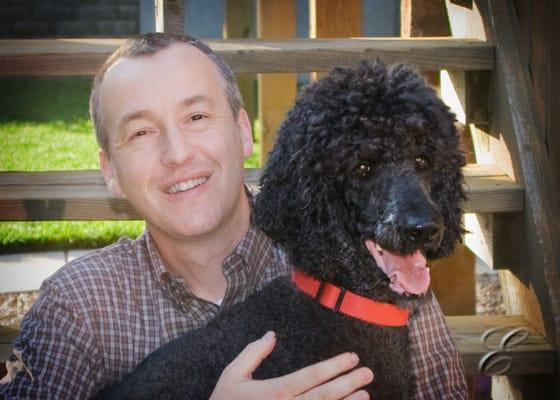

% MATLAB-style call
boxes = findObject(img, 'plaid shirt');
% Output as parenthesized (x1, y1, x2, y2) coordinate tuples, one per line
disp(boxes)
(0, 226, 466, 399)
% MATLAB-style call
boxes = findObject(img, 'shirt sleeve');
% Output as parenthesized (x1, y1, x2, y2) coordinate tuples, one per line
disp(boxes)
(409, 292, 467, 399)
(0, 280, 105, 399)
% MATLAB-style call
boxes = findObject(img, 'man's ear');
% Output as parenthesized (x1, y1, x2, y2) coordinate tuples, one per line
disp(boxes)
(236, 108, 254, 159)
(99, 149, 125, 198)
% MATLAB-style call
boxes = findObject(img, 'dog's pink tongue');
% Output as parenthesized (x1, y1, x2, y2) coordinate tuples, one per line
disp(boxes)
(365, 240, 430, 295)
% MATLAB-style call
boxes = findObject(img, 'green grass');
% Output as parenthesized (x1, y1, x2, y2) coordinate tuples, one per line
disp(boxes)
(0, 221, 147, 254)
(0, 77, 261, 254)
(1, 120, 98, 171)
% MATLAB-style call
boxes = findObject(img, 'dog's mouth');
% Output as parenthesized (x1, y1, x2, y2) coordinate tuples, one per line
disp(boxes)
(364, 240, 430, 296)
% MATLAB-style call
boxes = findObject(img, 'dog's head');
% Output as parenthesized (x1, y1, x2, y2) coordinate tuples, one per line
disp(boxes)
(253, 61, 466, 305)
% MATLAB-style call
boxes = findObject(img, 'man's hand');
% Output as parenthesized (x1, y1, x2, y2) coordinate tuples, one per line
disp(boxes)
(210, 331, 373, 400)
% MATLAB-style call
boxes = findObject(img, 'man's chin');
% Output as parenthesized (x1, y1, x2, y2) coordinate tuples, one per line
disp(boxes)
(150, 215, 222, 239)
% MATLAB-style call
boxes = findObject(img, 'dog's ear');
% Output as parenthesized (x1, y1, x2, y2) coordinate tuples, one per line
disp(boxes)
(253, 112, 351, 270)
(252, 136, 296, 243)
(430, 146, 466, 258)
(254, 138, 340, 243)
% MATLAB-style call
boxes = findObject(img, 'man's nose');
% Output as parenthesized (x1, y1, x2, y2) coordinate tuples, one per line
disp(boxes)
(160, 126, 195, 166)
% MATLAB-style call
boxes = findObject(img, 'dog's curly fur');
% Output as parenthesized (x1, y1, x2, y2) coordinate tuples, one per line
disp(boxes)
(95, 61, 465, 400)
(255, 61, 466, 308)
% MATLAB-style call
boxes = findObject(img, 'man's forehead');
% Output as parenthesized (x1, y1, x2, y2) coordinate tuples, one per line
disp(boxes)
(98, 42, 230, 132)
(100, 46, 228, 110)
(105, 43, 212, 80)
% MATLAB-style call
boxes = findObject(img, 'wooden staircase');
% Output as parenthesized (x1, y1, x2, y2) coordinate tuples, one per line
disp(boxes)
(0, 37, 493, 74)
(0, 164, 523, 220)
(0, 0, 558, 398)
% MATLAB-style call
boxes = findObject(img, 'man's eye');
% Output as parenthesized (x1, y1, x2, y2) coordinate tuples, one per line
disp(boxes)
(135, 130, 148, 137)
(191, 114, 204, 121)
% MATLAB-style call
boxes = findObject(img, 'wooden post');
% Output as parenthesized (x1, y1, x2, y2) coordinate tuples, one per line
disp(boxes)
(401, 0, 451, 37)
(156, 0, 184, 34)
(309, 0, 362, 80)
(309, 0, 362, 38)
(446, 0, 560, 397)
(430, 245, 476, 316)
(479, 0, 560, 397)
(257, 0, 297, 165)
(226, 0, 257, 125)
(401, 0, 451, 88)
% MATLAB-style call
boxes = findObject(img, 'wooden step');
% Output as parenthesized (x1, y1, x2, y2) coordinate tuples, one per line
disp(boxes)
(0, 164, 522, 221)
(0, 38, 494, 76)
(462, 164, 524, 213)
(1, 315, 553, 377)
(447, 315, 555, 376)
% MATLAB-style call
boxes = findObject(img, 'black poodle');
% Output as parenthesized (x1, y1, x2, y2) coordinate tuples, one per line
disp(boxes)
(95, 61, 466, 399)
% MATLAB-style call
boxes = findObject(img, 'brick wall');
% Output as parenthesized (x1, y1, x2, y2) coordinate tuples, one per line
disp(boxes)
(0, 0, 139, 38)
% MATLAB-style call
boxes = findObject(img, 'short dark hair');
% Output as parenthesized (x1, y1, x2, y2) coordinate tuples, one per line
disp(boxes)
(89, 32, 243, 154)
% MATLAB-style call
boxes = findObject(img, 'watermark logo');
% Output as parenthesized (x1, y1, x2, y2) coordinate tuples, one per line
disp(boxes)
(478, 326, 530, 375)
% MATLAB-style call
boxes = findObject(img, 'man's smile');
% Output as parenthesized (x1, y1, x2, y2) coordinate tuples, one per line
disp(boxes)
(166, 176, 209, 194)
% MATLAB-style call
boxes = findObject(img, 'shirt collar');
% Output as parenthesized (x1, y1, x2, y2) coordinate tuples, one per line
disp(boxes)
(143, 192, 279, 309)
(144, 185, 257, 288)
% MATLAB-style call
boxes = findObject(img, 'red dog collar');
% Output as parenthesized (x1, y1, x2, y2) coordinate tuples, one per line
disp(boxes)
(292, 270, 409, 327)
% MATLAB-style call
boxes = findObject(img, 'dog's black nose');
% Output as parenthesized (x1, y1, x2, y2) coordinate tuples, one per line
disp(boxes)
(405, 221, 441, 246)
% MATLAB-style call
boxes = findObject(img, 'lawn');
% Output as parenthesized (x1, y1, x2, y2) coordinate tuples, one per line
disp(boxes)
(0, 76, 260, 254)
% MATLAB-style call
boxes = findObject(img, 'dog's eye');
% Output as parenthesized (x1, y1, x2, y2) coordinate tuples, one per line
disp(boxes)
(415, 156, 430, 170)
(356, 162, 371, 176)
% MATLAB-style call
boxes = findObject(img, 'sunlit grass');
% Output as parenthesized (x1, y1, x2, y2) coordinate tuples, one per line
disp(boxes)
(1, 120, 98, 171)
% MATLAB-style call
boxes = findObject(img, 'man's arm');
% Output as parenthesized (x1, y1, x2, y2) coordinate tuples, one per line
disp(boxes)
(409, 292, 467, 399)
(0, 281, 104, 399)
(211, 331, 373, 400)
(212, 294, 465, 400)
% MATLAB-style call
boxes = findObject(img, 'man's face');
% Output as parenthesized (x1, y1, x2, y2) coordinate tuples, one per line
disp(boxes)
(99, 44, 253, 241)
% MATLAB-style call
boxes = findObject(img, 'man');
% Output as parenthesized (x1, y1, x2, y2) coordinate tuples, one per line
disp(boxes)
(0, 33, 466, 399)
